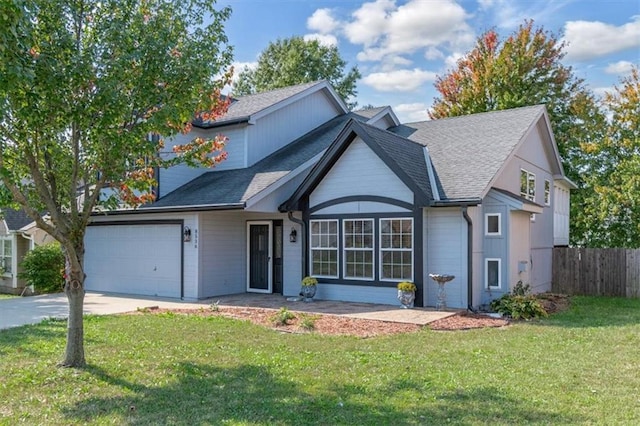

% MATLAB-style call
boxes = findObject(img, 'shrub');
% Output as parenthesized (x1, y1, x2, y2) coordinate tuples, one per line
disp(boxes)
(490, 282, 548, 320)
(18, 243, 65, 294)
(271, 307, 296, 326)
(299, 314, 319, 331)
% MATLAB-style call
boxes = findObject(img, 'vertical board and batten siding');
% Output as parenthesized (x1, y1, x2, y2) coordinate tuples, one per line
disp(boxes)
(480, 193, 510, 305)
(158, 126, 247, 198)
(198, 211, 301, 298)
(425, 208, 468, 309)
(309, 137, 413, 207)
(552, 248, 640, 297)
(553, 182, 571, 246)
(247, 90, 340, 167)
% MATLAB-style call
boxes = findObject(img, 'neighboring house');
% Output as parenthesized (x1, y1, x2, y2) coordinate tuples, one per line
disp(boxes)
(83, 81, 574, 309)
(0, 209, 51, 294)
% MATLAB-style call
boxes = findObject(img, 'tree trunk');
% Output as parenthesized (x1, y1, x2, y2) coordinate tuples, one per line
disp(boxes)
(62, 258, 86, 367)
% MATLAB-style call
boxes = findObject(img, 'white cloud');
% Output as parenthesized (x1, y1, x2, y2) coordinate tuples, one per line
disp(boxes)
(394, 102, 430, 123)
(362, 68, 437, 92)
(344, 0, 395, 46)
(346, 0, 472, 63)
(444, 52, 464, 70)
(564, 17, 640, 61)
(303, 33, 338, 47)
(605, 61, 635, 75)
(230, 61, 258, 81)
(307, 8, 339, 34)
(424, 47, 444, 60)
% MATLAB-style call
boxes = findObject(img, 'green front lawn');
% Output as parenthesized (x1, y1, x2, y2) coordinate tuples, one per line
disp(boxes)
(1, 297, 639, 425)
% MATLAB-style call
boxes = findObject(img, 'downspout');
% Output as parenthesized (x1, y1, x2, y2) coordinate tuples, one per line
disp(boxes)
(462, 207, 475, 312)
(287, 211, 306, 279)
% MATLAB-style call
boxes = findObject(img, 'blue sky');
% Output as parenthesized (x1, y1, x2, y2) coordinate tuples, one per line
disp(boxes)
(218, 0, 639, 123)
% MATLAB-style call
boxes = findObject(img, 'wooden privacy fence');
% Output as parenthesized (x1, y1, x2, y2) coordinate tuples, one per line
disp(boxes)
(552, 247, 640, 297)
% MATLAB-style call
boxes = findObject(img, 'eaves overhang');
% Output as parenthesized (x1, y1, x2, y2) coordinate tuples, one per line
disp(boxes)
(91, 203, 246, 216)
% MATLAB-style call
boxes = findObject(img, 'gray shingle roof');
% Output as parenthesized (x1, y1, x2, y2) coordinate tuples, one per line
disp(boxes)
(148, 113, 367, 208)
(194, 81, 328, 128)
(390, 105, 545, 200)
(355, 122, 433, 202)
(352, 106, 388, 120)
(2, 208, 33, 230)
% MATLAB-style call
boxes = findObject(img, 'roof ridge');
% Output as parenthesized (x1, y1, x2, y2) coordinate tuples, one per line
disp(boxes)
(404, 104, 545, 125)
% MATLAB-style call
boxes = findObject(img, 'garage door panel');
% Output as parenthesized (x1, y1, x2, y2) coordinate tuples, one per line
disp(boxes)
(84, 224, 181, 298)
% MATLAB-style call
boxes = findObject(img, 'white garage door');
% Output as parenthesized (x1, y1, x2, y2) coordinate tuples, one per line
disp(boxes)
(84, 223, 182, 298)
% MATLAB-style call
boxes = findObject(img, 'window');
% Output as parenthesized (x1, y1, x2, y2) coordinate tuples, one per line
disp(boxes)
(520, 169, 536, 202)
(310, 220, 338, 277)
(485, 213, 501, 236)
(485, 258, 501, 289)
(343, 219, 374, 279)
(544, 180, 551, 205)
(380, 218, 413, 281)
(0, 238, 11, 274)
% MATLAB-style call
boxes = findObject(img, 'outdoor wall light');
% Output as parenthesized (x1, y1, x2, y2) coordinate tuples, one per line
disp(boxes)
(183, 226, 191, 242)
(289, 227, 297, 243)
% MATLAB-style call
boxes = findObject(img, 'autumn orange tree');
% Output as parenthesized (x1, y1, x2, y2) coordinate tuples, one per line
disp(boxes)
(0, 0, 233, 367)
(430, 20, 612, 246)
(430, 20, 602, 184)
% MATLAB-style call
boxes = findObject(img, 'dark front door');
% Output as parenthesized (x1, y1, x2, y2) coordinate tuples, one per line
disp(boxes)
(273, 221, 283, 294)
(247, 222, 272, 292)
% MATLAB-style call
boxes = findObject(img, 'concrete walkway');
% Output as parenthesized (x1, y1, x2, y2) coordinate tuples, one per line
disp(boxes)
(0, 292, 457, 330)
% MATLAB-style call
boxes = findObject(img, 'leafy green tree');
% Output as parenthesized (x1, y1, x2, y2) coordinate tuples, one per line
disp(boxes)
(573, 67, 640, 247)
(234, 36, 361, 109)
(0, 0, 233, 367)
(430, 20, 600, 183)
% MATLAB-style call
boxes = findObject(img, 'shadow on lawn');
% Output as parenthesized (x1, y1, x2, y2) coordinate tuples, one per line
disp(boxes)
(383, 378, 583, 424)
(62, 362, 584, 425)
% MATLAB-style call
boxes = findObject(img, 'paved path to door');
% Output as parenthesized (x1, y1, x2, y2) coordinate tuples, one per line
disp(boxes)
(0, 292, 457, 330)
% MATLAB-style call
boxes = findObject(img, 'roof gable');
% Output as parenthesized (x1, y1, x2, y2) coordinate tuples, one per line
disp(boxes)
(145, 112, 371, 210)
(280, 119, 433, 211)
(1, 208, 33, 231)
(193, 81, 348, 129)
(390, 105, 551, 201)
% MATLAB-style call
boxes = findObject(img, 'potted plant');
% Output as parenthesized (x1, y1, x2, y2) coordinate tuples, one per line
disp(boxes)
(397, 281, 416, 308)
(300, 276, 318, 302)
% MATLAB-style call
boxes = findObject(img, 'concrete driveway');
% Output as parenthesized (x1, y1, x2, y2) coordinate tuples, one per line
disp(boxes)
(0, 292, 208, 330)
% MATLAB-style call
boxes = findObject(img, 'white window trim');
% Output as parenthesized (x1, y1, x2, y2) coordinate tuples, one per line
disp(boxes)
(342, 218, 374, 281)
(544, 179, 551, 206)
(485, 258, 502, 290)
(0, 237, 13, 276)
(379, 217, 414, 282)
(484, 213, 502, 236)
(520, 169, 536, 202)
(309, 219, 339, 279)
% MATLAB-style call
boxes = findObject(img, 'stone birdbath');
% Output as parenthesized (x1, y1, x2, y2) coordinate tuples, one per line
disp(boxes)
(429, 274, 455, 310)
